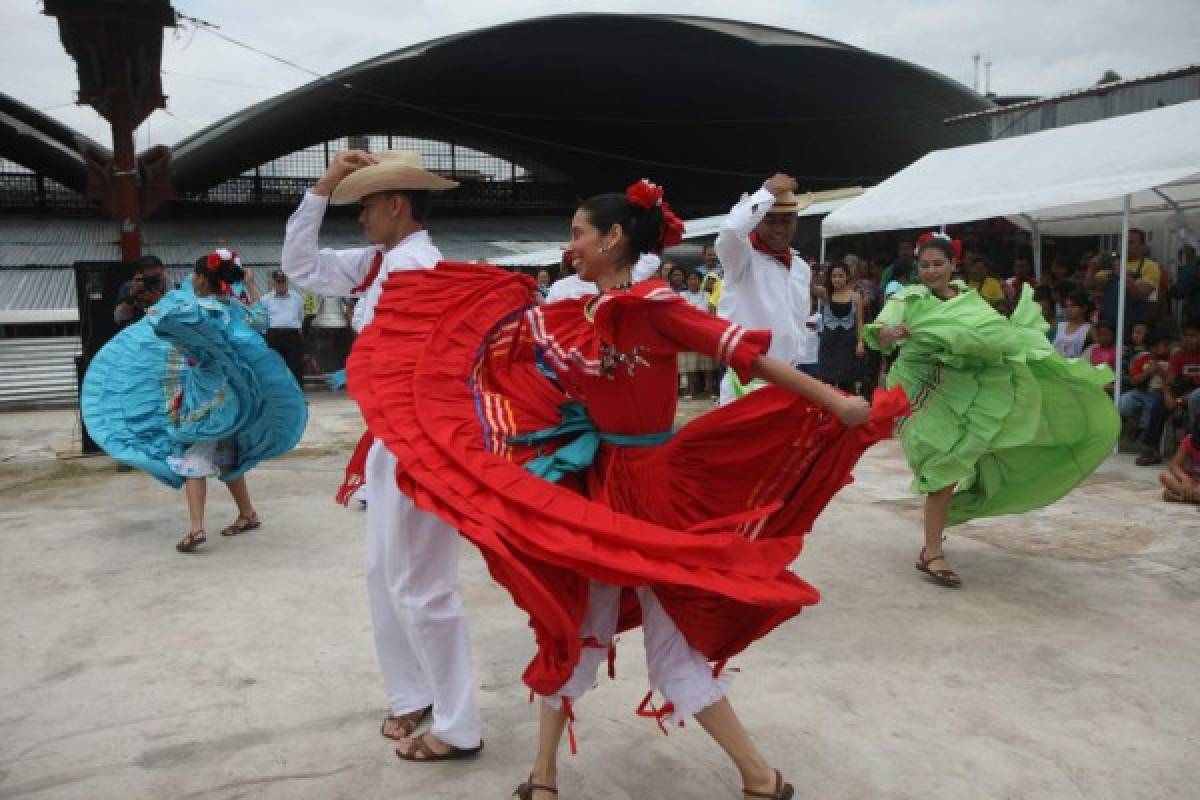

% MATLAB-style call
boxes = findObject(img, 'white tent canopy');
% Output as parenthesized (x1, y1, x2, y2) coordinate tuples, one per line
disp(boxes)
(822, 99, 1200, 238)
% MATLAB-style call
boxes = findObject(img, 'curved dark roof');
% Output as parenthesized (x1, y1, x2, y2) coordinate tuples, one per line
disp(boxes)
(0, 93, 107, 191)
(169, 14, 992, 205)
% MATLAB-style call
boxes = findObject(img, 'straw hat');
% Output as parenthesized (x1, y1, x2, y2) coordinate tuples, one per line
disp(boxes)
(330, 151, 459, 205)
(768, 189, 812, 214)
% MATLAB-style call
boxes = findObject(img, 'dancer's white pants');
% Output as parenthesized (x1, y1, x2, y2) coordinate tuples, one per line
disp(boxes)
(544, 581, 729, 725)
(718, 372, 737, 406)
(365, 440, 482, 748)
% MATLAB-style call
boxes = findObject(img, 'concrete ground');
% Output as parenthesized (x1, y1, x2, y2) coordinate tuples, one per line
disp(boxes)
(0, 395, 1197, 800)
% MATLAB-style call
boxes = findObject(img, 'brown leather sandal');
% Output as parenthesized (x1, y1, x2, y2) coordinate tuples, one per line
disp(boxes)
(916, 547, 962, 588)
(220, 513, 260, 537)
(513, 776, 558, 799)
(176, 529, 206, 553)
(744, 769, 794, 799)
(394, 732, 483, 762)
(380, 705, 431, 740)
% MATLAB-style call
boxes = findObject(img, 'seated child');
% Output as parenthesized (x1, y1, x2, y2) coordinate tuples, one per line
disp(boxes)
(1083, 320, 1117, 370)
(1160, 415, 1200, 505)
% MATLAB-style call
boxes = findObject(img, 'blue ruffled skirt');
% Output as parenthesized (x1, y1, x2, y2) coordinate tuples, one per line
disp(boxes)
(81, 291, 307, 488)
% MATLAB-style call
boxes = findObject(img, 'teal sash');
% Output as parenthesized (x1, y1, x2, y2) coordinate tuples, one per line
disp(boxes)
(508, 401, 672, 483)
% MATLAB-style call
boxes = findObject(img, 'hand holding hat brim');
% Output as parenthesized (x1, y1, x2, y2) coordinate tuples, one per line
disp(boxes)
(329, 151, 460, 205)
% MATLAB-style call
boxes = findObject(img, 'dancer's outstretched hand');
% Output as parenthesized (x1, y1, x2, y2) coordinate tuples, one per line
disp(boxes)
(834, 395, 871, 427)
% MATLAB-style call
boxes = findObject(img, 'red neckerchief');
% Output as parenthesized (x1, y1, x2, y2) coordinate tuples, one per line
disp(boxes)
(749, 232, 792, 268)
(353, 250, 384, 294)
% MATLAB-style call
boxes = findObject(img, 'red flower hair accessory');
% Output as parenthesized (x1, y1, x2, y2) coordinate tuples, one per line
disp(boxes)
(626, 179, 664, 209)
(916, 231, 962, 259)
(659, 202, 686, 251)
(203, 248, 238, 295)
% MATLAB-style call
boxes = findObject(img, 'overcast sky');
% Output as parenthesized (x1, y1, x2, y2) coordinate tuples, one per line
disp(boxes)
(3, 0, 1198, 150)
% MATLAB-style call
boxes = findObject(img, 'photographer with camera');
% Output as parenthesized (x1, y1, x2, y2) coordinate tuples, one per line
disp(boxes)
(114, 255, 174, 329)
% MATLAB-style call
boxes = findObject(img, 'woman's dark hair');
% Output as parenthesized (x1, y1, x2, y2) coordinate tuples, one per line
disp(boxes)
(1053, 280, 1077, 302)
(1065, 289, 1092, 313)
(824, 262, 850, 296)
(193, 253, 245, 295)
(915, 237, 956, 261)
(578, 193, 666, 264)
(1033, 285, 1054, 304)
(1092, 319, 1115, 335)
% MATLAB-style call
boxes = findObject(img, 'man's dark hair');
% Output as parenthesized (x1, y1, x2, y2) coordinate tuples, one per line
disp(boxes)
(1129, 228, 1147, 245)
(1182, 317, 1200, 335)
(138, 254, 164, 271)
(397, 190, 433, 223)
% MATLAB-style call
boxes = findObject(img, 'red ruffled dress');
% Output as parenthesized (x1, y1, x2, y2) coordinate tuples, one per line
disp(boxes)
(348, 262, 905, 707)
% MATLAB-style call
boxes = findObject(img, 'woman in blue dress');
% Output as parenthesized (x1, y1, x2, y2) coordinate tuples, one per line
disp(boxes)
(82, 250, 308, 553)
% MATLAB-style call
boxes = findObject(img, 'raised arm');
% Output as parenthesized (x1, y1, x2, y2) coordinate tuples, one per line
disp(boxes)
(281, 150, 379, 296)
(634, 295, 869, 426)
(714, 173, 797, 283)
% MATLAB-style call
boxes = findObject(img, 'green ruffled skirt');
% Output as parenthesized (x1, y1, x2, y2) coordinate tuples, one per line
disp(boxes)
(879, 289, 1118, 526)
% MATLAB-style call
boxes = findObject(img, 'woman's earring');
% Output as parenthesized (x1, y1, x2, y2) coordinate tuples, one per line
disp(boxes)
(598, 243, 610, 254)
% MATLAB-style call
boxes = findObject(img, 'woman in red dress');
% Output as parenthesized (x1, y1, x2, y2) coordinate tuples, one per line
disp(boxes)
(348, 181, 906, 799)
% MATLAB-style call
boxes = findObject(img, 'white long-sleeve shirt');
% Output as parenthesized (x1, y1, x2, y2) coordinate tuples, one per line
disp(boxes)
(714, 187, 812, 365)
(281, 190, 443, 332)
(544, 253, 662, 303)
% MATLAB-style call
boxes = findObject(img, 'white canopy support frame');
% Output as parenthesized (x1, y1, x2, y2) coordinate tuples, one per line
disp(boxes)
(1113, 196, 1131, 443)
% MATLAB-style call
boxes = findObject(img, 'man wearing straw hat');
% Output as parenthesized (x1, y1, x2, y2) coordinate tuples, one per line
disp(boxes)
(714, 172, 814, 404)
(282, 150, 483, 762)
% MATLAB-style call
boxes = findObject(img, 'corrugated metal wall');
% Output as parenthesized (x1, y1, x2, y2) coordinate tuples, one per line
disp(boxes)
(987, 72, 1200, 139)
(0, 337, 80, 406)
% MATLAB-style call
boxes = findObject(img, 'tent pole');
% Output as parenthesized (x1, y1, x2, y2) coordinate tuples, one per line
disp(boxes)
(819, 237, 827, 264)
(1113, 195, 1131, 438)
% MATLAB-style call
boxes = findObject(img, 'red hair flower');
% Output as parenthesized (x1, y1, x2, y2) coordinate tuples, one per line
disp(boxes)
(205, 252, 221, 270)
(659, 202, 686, 251)
(626, 179, 664, 209)
(916, 231, 963, 259)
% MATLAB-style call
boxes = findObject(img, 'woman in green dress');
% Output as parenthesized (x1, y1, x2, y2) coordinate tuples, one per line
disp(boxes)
(865, 233, 1119, 587)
